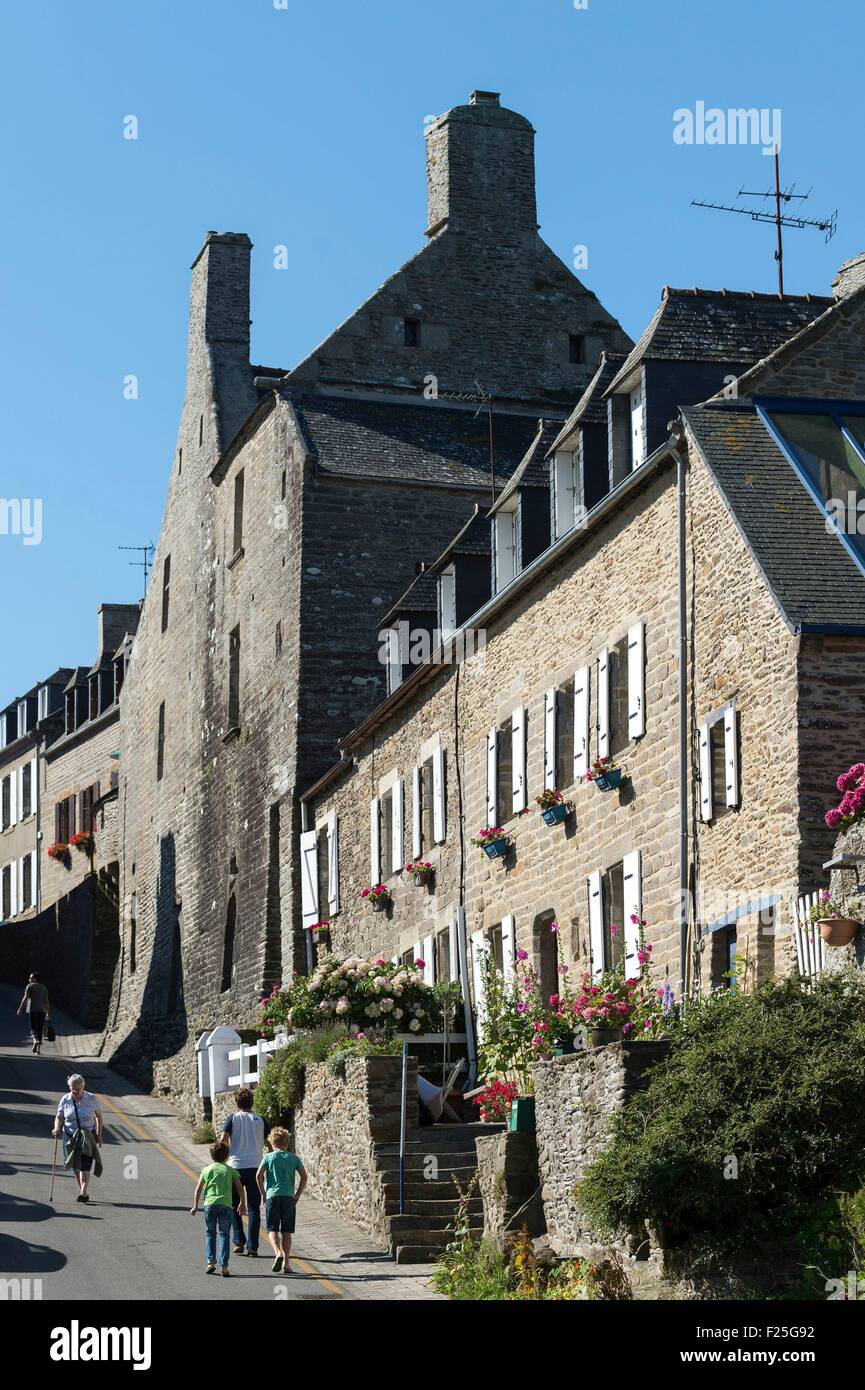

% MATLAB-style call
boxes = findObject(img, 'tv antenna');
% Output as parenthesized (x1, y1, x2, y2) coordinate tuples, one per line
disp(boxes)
(119, 542, 155, 598)
(439, 379, 497, 506)
(692, 146, 837, 297)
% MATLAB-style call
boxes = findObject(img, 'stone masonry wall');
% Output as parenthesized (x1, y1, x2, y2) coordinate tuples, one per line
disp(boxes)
(476, 1130, 545, 1245)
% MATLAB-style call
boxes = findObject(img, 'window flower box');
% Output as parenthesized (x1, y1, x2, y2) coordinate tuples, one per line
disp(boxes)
(536, 789, 571, 826)
(471, 827, 513, 860)
(808, 891, 861, 947)
(70, 831, 95, 857)
(404, 860, 434, 887)
(360, 885, 390, 912)
(586, 757, 623, 792)
(47, 842, 71, 868)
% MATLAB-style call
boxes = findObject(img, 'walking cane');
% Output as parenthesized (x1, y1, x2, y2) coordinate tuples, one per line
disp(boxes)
(49, 1132, 59, 1203)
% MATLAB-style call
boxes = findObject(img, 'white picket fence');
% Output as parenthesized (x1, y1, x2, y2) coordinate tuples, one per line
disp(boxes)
(795, 893, 826, 982)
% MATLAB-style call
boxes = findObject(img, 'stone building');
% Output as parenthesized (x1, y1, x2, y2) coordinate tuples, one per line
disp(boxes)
(300, 262, 865, 1081)
(105, 91, 633, 1103)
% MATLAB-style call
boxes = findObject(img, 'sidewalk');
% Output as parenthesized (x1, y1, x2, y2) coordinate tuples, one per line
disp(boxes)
(42, 1002, 443, 1301)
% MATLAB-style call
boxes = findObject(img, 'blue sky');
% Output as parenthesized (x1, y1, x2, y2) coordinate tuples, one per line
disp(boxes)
(1, 0, 860, 700)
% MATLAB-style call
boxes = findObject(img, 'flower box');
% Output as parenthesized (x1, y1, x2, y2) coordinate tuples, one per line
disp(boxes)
(483, 837, 511, 860)
(541, 802, 569, 826)
(70, 831, 95, 857)
(819, 916, 859, 947)
(507, 1096, 536, 1134)
(594, 768, 623, 792)
(47, 842, 71, 868)
(405, 861, 433, 887)
(371, 894, 389, 912)
(472, 827, 514, 860)
(360, 886, 390, 912)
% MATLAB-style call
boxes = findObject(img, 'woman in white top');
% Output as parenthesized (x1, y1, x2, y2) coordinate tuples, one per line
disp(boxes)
(52, 1074, 103, 1203)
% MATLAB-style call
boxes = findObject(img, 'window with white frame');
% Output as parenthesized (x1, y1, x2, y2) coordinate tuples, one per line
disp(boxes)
(38, 686, 49, 721)
(385, 628, 402, 696)
(552, 451, 577, 539)
(1, 777, 10, 831)
(300, 812, 339, 930)
(470, 917, 515, 1034)
(493, 506, 518, 592)
(630, 381, 645, 469)
(587, 851, 641, 979)
(544, 679, 582, 792)
(1, 863, 11, 918)
(597, 622, 645, 760)
(438, 568, 456, 641)
(411, 748, 445, 859)
(0, 714, 11, 749)
(486, 708, 526, 825)
(699, 703, 739, 823)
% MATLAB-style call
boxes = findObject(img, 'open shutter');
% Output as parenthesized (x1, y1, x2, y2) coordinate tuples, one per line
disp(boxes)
(422, 933, 434, 986)
(544, 688, 557, 790)
(553, 453, 576, 537)
(597, 648, 609, 759)
(699, 723, 713, 822)
(627, 621, 646, 740)
(587, 870, 604, 979)
(511, 706, 526, 814)
(299, 829, 319, 930)
(31, 757, 38, 815)
(501, 915, 516, 980)
(448, 918, 460, 981)
(574, 665, 589, 780)
(29, 849, 37, 912)
(724, 707, 739, 808)
(470, 930, 487, 1038)
(411, 766, 421, 860)
(327, 811, 339, 915)
(10, 771, 17, 826)
(10, 859, 18, 917)
(17, 858, 25, 914)
(486, 728, 497, 825)
(623, 850, 642, 975)
(17, 768, 25, 821)
(369, 797, 380, 884)
(433, 747, 446, 843)
(392, 776, 404, 872)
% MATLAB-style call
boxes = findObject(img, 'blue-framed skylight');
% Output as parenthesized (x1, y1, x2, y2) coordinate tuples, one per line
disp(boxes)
(756, 398, 865, 577)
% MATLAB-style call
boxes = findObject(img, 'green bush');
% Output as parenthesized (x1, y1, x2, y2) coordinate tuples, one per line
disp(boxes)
(579, 971, 865, 1253)
(192, 1121, 216, 1145)
(253, 1027, 403, 1124)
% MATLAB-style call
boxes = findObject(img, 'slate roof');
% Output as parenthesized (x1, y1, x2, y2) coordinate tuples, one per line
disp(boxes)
(607, 289, 834, 395)
(548, 354, 627, 453)
(489, 419, 560, 515)
(380, 568, 440, 627)
(684, 402, 865, 631)
(285, 393, 547, 489)
(428, 506, 491, 571)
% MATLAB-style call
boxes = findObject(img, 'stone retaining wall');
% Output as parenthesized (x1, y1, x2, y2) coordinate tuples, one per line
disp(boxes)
(476, 1130, 545, 1244)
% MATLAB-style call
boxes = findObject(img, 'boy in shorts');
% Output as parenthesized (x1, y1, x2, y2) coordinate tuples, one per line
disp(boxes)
(256, 1127, 307, 1273)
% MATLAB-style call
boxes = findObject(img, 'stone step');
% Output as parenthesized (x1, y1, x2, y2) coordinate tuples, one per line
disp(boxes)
(389, 1213, 482, 1235)
(394, 1244, 446, 1265)
(383, 1180, 480, 1201)
(385, 1197, 483, 1218)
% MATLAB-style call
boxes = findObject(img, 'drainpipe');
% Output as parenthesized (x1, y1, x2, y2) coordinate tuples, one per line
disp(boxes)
(456, 907, 478, 1088)
(676, 432, 689, 1002)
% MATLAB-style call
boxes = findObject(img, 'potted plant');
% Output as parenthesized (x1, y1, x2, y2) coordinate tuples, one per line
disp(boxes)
(404, 859, 434, 887)
(535, 788, 571, 826)
(310, 919, 331, 942)
(47, 841, 71, 868)
(586, 756, 623, 792)
(471, 1078, 518, 1124)
(360, 884, 390, 912)
(572, 965, 638, 1047)
(70, 830, 95, 857)
(824, 761, 865, 832)
(471, 826, 513, 860)
(808, 890, 862, 947)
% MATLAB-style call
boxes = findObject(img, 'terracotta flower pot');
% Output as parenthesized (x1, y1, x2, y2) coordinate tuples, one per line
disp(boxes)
(819, 915, 859, 947)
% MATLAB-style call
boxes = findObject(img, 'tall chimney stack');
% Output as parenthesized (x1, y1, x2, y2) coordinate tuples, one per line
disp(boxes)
(425, 91, 538, 244)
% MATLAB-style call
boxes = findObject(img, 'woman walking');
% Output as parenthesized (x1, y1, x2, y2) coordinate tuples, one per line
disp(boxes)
(16, 973, 50, 1054)
(52, 1074, 103, 1202)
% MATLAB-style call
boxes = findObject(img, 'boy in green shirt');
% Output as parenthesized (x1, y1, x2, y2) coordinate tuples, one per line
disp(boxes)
(191, 1141, 247, 1276)
(256, 1127, 307, 1274)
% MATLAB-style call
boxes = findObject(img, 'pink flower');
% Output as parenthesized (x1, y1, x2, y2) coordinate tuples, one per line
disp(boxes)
(360, 888, 370, 898)
(516, 1001, 526, 1013)
(516, 949, 529, 962)
(610, 923, 618, 938)
(415, 959, 425, 970)
(825, 809, 843, 829)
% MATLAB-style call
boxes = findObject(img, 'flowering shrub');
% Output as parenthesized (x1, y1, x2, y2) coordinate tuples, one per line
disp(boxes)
(70, 831, 95, 856)
(259, 953, 434, 1038)
(360, 884, 389, 904)
(471, 1078, 518, 1123)
(573, 969, 639, 1029)
(808, 889, 862, 924)
(47, 842, 70, 863)
(824, 761, 865, 831)
(471, 826, 513, 850)
(405, 859, 433, 878)
(310, 919, 330, 934)
(535, 789, 567, 810)
(325, 1030, 402, 1078)
(585, 756, 619, 783)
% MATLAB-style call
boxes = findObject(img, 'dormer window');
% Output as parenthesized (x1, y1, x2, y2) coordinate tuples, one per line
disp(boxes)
(89, 676, 99, 722)
(438, 568, 456, 641)
(385, 628, 402, 696)
(403, 317, 420, 348)
(38, 686, 49, 721)
(552, 451, 577, 539)
(493, 506, 518, 592)
(630, 381, 645, 469)
(17, 701, 28, 737)
(0, 713, 10, 749)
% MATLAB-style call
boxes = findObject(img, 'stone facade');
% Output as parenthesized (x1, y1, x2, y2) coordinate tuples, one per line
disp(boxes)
(475, 1130, 545, 1244)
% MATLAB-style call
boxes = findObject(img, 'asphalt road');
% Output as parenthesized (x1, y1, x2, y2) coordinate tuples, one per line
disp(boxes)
(0, 1005, 341, 1303)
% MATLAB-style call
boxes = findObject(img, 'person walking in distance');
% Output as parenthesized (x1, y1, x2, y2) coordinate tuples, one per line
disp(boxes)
(17, 973, 50, 1054)
(219, 1087, 270, 1258)
(256, 1128, 307, 1275)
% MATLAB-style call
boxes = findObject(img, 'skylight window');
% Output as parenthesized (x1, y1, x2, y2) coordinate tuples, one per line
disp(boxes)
(760, 402, 865, 569)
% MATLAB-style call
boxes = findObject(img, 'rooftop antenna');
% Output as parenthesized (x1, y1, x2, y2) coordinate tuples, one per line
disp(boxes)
(692, 147, 837, 297)
(437, 380, 496, 506)
(119, 542, 155, 599)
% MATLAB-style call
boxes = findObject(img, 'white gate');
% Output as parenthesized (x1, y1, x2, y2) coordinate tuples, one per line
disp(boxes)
(795, 893, 825, 982)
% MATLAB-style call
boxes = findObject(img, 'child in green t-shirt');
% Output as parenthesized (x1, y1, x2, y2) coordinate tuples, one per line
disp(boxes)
(191, 1141, 247, 1276)
(256, 1127, 308, 1274)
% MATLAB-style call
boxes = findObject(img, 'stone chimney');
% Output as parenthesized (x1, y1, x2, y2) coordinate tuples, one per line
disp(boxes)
(832, 251, 865, 299)
(425, 91, 538, 243)
(186, 231, 257, 450)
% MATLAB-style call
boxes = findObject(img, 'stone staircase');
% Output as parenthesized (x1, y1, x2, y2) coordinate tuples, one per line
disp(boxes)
(377, 1122, 505, 1264)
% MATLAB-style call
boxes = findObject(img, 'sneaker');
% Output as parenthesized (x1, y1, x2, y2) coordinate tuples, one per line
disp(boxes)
(205, 1264, 216, 1274)
(220, 1268, 231, 1278)
(233, 1244, 245, 1254)
(247, 1250, 258, 1258)
(271, 1255, 284, 1273)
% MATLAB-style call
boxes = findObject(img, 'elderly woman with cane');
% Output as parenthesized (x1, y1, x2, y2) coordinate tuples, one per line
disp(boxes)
(52, 1074, 103, 1203)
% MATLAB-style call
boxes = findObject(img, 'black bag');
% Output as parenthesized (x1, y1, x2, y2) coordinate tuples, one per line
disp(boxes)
(45, 1022, 56, 1043)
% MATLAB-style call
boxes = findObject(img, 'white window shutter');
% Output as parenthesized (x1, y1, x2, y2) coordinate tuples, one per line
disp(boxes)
(574, 665, 590, 780)
(17, 768, 25, 820)
(470, 930, 487, 1039)
(327, 811, 339, 915)
(414, 940, 423, 975)
(448, 918, 460, 981)
(29, 849, 37, 911)
(17, 858, 25, 913)
(597, 648, 609, 759)
(31, 756, 38, 813)
(511, 706, 526, 814)
(10, 859, 18, 917)
(411, 766, 421, 860)
(554, 453, 576, 537)
(486, 728, 497, 824)
(724, 707, 739, 808)
(622, 850, 642, 976)
(433, 746, 446, 843)
(627, 621, 646, 740)
(422, 933, 434, 986)
(495, 512, 516, 590)
(501, 915, 516, 979)
(369, 797, 380, 884)
(699, 723, 713, 822)
(544, 688, 557, 790)
(10, 771, 17, 827)
(588, 870, 604, 979)
(392, 776, 404, 873)
(300, 829, 319, 929)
